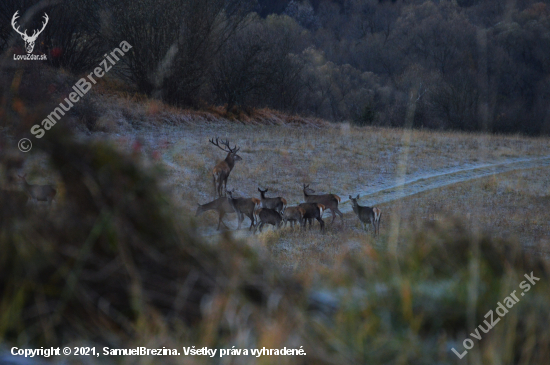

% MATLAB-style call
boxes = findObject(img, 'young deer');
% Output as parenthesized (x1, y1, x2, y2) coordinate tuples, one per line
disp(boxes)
(226, 190, 256, 231)
(210, 137, 242, 197)
(18, 174, 56, 204)
(349, 195, 381, 235)
(195, 197, 236, 230)
(254, 208, 282, 233)
(257, 187, 287, 213)
(282, 206, 306, 229)
(298, 202, 325, 232)
(303, 184, 343, 224)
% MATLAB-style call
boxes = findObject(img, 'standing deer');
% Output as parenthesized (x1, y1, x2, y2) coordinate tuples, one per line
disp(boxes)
(349, 195, 381, 235)
(298, 202, 325, 232)
(18, 174, 56, 204)
(303, 184, 343, 224)
(195, 197, 236, 230)
(11, 11, 49, 53)
(210, 137, 242, 197)
(282, 206, 306, 229)
(226, 189, 257, 231)
(254, 208, 282, 233)
(257, 187, 287, 213)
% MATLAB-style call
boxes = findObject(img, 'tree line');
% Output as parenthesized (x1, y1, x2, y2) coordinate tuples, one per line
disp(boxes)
(1, 0, 550, 135)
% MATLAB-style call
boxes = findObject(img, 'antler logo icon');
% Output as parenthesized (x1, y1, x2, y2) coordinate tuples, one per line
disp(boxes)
(11, 10, 49, 54)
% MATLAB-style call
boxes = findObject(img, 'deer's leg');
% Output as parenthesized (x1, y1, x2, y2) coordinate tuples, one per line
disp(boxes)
(335, 208, 344, 223)
(223, 178, 228, 197)
(248, 213, 254, 230)
(236, 212, 243, 230)
(330, 209, 336, 224)
(317, 217, 325, 232)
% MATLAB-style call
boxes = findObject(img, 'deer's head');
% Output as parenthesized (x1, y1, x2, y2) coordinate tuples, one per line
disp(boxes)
(12, 11, 49, 54)
(195, 203, 205, 217)
(209, 137, 241, 162)
(349, 194, 360, 207)
(303, 184, 315, 195)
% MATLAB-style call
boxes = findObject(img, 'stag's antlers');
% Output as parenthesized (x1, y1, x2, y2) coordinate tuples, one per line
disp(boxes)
(209, 137, 240, 153)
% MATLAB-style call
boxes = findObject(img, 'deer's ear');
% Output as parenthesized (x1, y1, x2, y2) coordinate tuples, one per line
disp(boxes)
(356, 194, 360, 199)
(349, 195, 352, 199)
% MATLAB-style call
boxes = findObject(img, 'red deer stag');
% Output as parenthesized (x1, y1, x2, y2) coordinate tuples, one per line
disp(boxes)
(210, 137, 241, 197)
(257, 187, 287, 213)
(349, 195, 381, 235)
(18, 174, 56, 204)
(226, 189, 257, 231)
(303, 184, 343, 224)
(195, 197, 235, 230)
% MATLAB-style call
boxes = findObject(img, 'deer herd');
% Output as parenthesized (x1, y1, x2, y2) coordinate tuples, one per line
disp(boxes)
(196, 137, 382, 235)
(13, 136, 382, 235)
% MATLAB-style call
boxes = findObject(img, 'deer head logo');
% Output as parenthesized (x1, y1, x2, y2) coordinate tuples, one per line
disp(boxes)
(11, 11, 49, 54)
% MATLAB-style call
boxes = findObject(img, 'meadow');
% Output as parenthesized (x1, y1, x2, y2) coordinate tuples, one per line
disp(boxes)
(4, 92, 550, 365)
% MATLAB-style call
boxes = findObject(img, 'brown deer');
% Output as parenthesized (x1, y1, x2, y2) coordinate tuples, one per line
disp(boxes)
(303, 184, 343, 224)
(226, 189, 257, 231)
(349, 195, 381, 235)
(210, 137, 242, 197)
(17, 174, 56, 204)
(282, 206, 306, 228)
(195, 197, 236, 230)
(257, 187, 287, 213)
(298, 202, 325, 232)
(254, 208, 282, 234)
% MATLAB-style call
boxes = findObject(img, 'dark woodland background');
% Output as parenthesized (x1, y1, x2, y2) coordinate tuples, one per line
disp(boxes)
(2, 0, 550, 134)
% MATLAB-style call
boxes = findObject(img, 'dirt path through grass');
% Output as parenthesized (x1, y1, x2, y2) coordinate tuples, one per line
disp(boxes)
(338, 154, 550, 212)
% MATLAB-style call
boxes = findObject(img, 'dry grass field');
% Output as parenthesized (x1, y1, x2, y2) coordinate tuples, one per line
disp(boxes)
(20, 94, 550, 254)
(5, 94, 550, 364)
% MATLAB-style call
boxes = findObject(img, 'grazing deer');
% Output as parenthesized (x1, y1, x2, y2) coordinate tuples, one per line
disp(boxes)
(298, 202, 325, 232)
(282, 206, 306, 229)
(349, 195, 381, 235)
(195, 197, 236, 230)
(303, 184, 343, 224)
(226, 189, 257, 231)
(210, 137, 242, 197)
(17, 174, 56, 204)
(257, 187, 287, 213)
(254, 208, 283, 233)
